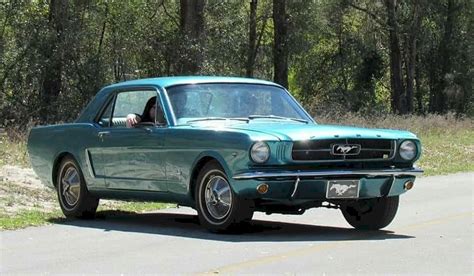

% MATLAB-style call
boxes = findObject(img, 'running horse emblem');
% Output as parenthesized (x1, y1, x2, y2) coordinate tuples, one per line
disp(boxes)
(336, 145, 358, 154)
(330, 184, 357, 196)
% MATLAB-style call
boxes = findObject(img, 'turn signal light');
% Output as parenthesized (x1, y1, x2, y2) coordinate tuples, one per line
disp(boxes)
(257, 183, 269, 194)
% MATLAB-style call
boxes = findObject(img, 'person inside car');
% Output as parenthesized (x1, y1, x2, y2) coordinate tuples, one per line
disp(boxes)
(126, 96, 165, 127)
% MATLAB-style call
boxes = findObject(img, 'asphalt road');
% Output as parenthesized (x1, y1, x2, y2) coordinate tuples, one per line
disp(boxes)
(1, 173, 473, 275)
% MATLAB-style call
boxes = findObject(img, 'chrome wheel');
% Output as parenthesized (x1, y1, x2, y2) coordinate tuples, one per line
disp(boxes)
(204, 175, 232, 220)
(61, 166, 81, 207)
(196, 161, 253, 232)
(56, 156, 99, 218)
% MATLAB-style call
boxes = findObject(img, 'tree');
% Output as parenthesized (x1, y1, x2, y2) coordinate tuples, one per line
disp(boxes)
(404, 0, 422, 114)
(178, 0, 205, 74)
(273, 0, 289, 88)
(246, 0, 258, 77)
(384, 0, 405, 114)
(39, 0, 68, 123)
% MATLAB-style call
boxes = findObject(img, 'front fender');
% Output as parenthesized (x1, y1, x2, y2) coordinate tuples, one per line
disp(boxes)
(190, 151, 234, 179)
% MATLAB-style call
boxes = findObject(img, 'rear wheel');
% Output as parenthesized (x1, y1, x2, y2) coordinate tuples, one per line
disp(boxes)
(341, 196, 399, 230)
(57, 156, 99, 218)
(195, 161, 253, 232)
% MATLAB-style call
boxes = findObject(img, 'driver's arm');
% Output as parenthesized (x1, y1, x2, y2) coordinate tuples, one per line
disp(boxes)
(126, 114, 142, 128)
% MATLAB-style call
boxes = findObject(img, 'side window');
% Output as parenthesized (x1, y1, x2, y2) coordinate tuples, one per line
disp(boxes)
(108, 90, 167, 128)
(113, 90, 157, 118)
(97, 98, 114, 127)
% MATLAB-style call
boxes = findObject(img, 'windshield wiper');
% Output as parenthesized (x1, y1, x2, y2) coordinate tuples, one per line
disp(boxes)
(187, 117, 249, 123)
(248, 115, 308, 123)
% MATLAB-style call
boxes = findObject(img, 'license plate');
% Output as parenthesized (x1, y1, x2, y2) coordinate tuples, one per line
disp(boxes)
(326, 180, 360, 199)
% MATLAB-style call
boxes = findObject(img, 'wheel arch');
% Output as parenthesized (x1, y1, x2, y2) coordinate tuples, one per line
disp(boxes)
(189, 152, 231, 201)
(52, 152, 75, 188)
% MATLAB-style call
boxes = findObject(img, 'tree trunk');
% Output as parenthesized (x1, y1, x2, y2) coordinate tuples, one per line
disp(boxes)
(246, 0, 258, 77)
(404, 42, 415, 114)
(429, 0, 455, 113)
(179, 0, 205, 74)
(415, 54, 423, 114)
(404, 1, 421, 114)
(385, 0, 405, 114)
(97, 3, 108, 58)
(40, 0, 68, 123)
(272, 0, 289, 88)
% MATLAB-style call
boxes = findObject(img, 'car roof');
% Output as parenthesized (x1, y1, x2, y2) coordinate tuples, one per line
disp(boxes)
(103, 76, 282, 89)
(76, 76, 285, 123)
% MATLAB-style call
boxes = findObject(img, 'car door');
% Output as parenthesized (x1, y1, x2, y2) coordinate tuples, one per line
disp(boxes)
(98, 88, 168, 192)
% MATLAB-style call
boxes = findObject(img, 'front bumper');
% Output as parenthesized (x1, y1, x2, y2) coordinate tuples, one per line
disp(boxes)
(233, 167, 423, 180)
(231, 167, 423, 201)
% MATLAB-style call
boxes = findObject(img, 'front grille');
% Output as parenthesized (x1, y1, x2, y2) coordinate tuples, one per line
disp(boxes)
(292, 138, 395, 161)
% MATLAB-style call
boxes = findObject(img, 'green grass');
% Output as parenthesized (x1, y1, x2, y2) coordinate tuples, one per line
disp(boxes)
(417, 128, 473, 175)
(0, 210, 64, 230)
(0, 198, 174, 230)
(100, 201, 174, 213)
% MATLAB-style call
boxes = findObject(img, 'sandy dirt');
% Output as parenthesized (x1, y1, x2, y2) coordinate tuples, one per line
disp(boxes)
(0, 165, 143, 216)
(0, 165, 44, 189)
(0, 165, 57, 215)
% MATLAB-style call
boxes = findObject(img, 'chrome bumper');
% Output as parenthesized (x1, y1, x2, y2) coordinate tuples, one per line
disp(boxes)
(233, 167, 424, 180)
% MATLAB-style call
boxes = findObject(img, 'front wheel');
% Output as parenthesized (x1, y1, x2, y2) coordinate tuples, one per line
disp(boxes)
(341, 196, 399, 230)
(57, 156, 99, 218)
(195, 161, 253, 232)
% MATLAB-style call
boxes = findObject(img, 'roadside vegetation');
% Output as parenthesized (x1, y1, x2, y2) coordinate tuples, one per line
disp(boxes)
(1, 114, 473, 230)
(0, 137, 28, 168)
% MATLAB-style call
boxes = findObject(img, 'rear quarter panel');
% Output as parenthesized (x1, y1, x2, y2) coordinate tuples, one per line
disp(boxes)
(28, 123, 104, 189)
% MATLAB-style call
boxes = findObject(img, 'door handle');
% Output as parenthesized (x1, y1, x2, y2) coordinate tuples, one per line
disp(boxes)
(98, 131, 110, 138)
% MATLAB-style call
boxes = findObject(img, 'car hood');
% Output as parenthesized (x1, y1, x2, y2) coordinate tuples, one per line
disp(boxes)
(193, 121, 418, 141)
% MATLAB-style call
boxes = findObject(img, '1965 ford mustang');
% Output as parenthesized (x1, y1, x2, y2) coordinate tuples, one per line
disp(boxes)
(28, 76, 423, 232)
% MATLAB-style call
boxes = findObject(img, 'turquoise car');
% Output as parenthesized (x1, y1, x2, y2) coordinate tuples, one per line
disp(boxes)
(28, 76, 423, 232)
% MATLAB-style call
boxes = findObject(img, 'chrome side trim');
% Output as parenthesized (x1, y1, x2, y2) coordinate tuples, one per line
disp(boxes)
(84, 149, 96, 179)
(233, 167, 424, 180)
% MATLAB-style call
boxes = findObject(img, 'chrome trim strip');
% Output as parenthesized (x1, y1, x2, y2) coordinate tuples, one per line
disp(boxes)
(233, 167, 424, 180)
(282, 87, 315, 123)
(159, 86, 177, 126)
(290, 177, 301, 198)
(292, 149, 331, 152)
(84, 149, 96, 179)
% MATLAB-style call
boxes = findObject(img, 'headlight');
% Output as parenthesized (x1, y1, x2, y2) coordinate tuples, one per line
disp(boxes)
(399, 140, 417, 160)
(250, 142, 270, 163)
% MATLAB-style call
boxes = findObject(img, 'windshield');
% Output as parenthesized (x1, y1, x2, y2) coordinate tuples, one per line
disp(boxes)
(166, 83, 310, 125)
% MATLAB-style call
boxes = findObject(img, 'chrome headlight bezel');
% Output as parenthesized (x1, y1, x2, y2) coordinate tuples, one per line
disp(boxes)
(399, 140, 417, 161)
(250, 141, 270, 163)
